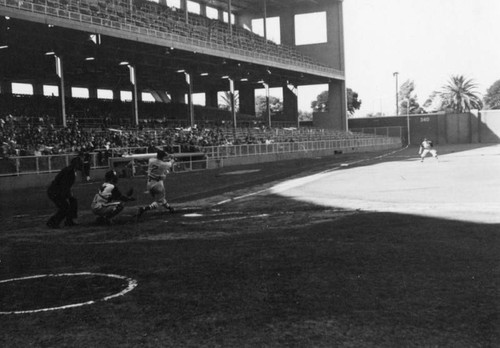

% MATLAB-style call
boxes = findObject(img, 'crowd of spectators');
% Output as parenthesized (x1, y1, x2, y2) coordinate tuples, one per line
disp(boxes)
(0, 114, 277, 159)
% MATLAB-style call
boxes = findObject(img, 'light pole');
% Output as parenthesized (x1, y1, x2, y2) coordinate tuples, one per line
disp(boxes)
(393, 72, 399, 116)
(120, 61, 139, 126)
(260, 81, 271, 127)
(225, 76, 236, 130)
(47, 52, 67, 127)
(176, 69, 195, 127)
(406, 97, 411, 145)
(185, 71, 194, 127)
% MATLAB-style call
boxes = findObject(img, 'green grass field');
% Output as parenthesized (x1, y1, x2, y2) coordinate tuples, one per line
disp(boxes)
(1, 145, 499, 347)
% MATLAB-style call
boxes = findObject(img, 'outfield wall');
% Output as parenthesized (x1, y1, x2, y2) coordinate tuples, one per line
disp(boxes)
(348, 111, 500, 145)
(479, 110, 500, 143)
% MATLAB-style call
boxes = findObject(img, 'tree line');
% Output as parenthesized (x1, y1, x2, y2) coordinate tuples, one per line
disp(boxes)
(218, 76, 500, 120)
(311, 76, 500, 118)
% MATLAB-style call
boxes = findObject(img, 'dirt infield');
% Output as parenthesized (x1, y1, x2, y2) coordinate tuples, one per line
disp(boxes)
(0, 144, 499, 347)
(273, 144, 500, 223)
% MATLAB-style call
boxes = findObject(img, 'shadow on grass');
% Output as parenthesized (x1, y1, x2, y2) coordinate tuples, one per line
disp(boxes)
(1, 194, 499, 347)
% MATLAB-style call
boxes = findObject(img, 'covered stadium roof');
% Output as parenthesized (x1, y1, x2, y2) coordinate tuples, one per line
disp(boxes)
(0, 0, 342, 96)
(196, 0, 334, 15)
(0, 18, 332, 94)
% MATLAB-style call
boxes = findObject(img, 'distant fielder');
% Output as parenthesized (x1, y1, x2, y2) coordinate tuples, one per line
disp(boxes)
(137, 150, 175, 218)
(418, 138, 438, 162)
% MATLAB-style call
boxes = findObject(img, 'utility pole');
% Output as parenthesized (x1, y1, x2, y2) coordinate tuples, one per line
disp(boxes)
(393, 72, 399, 116)
(407, 97, 411, 145)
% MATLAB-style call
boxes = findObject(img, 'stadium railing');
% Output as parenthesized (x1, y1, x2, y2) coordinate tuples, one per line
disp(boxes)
(201, 137, 401, 159)
(109, 152, 207, 177)
(0, 145, 178, 176)
(350, 127, 403, 139)
(0, 136, 401, 177)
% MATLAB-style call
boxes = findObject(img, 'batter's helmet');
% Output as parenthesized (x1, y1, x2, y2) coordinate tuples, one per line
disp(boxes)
(157, 150, 167, 160)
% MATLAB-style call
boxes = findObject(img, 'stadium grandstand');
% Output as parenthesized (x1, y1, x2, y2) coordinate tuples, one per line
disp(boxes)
(0, 0, 401, 181)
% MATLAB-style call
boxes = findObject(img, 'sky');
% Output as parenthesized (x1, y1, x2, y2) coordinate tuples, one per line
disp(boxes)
(9, 0, 499, 117)
(341, 0, 500, 117)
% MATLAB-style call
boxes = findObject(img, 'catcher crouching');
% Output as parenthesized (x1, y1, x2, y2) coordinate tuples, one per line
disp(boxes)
(91, 170, 136, 225)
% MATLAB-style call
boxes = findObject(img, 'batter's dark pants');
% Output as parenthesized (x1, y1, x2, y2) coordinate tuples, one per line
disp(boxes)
(47, 193, 78, 227)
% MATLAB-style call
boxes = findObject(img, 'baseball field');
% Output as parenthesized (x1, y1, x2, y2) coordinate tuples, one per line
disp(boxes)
(1, 144, 499, 347)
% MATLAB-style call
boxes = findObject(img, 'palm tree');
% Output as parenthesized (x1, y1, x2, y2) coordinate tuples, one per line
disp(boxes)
(440, 75, 483, 112)
(219, 91, 240, 112)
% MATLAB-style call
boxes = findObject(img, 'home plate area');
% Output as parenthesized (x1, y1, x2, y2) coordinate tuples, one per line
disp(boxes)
(137, 197, 359, 241)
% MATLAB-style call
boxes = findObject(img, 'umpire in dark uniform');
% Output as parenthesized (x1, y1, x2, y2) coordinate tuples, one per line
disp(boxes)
(46, 156, 83, 228)
(81, 150, 91, 182)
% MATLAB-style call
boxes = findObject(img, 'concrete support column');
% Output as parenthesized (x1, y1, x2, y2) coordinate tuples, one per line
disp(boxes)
(170, 90, 185, 104)
(1, 79, 12, 94)
(238, 84, 255, 116)
(88, 85, 98, 99)
(33, 80, 44, 96)
(280, 8, 295, 47)
(112, 87, 121, 101)
(328, 80, 347, 130)
(283, 83, 298, 126)
(205, 90, 219, 108)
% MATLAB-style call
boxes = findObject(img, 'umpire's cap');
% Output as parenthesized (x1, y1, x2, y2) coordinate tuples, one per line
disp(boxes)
(105, 170, 118, 183)
(70, 156, 83, 170)
(157, 150, 167, 160)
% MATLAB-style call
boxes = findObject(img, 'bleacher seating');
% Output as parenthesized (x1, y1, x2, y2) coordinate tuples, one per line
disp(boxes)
(217, 126, 381, 145)
(10, 0, 330, 69)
